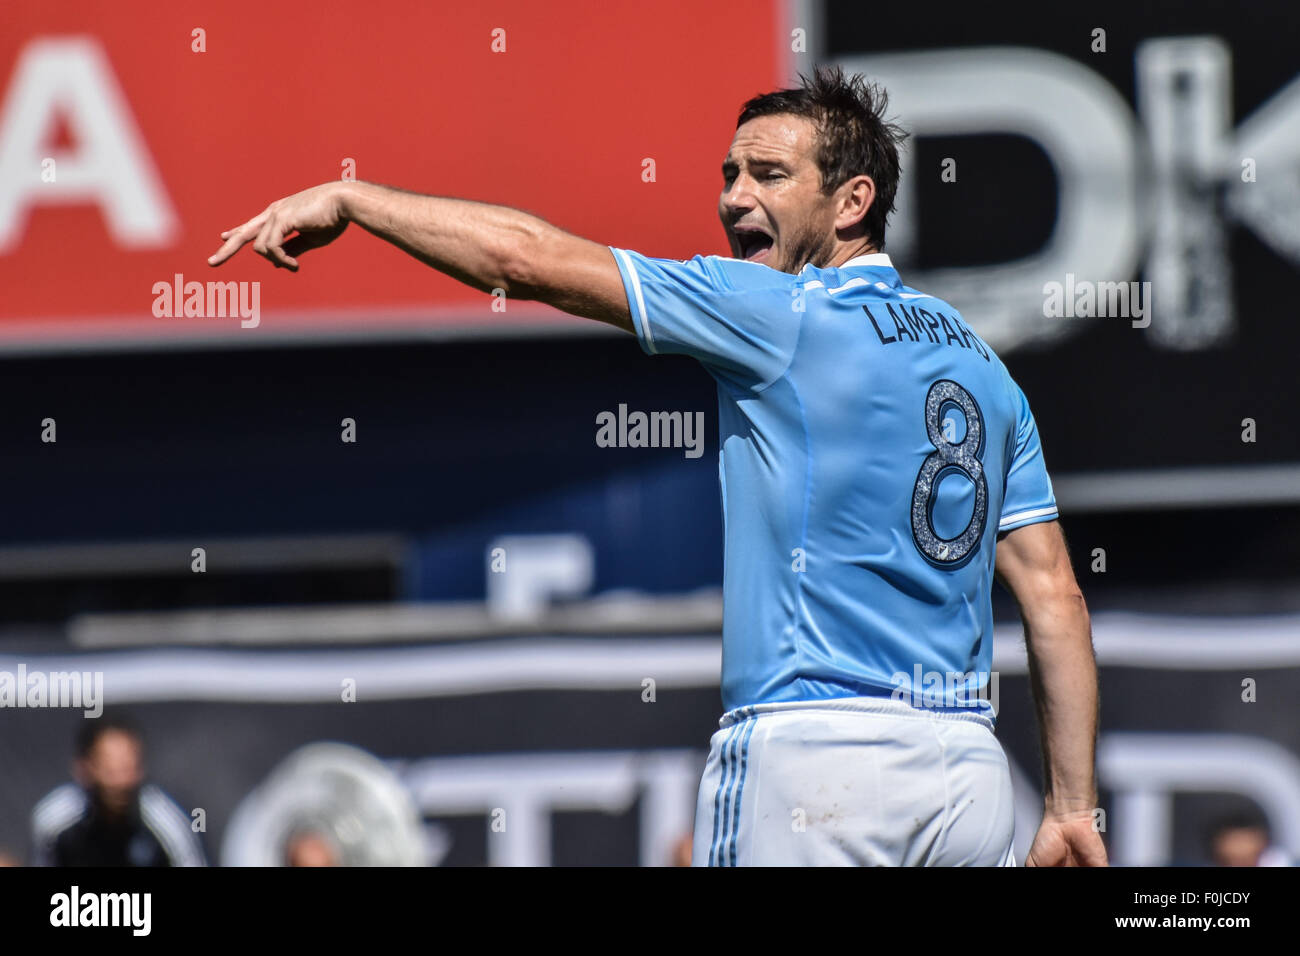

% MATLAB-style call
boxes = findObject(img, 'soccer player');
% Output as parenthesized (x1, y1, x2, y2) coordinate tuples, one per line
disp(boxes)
(210, 67, 1105, 867)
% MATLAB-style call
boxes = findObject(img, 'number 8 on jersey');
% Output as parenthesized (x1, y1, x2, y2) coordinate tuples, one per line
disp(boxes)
(910, 379, 989, 569)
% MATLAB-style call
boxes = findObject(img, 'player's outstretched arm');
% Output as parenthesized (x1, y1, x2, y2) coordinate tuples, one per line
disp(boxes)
(208, 181, 633, 333)
(995, 519, 1108, 867)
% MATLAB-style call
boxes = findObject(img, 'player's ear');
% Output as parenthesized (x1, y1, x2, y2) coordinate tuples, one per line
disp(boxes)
(834, 174, 875, 234)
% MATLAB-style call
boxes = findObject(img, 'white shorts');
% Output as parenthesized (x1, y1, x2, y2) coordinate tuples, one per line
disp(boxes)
(691, 695, 1017, 866)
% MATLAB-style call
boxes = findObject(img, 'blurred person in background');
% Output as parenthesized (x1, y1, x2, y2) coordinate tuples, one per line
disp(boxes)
(29, 714, 206, 866)
(283, 827, 341, 867)
(670, 833, 693, 867)
(1207, 812, 1292, 867)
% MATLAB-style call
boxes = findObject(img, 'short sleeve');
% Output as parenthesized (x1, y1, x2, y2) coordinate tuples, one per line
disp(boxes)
(999, 382, 1059, 532)
(609, 248, 800, 389)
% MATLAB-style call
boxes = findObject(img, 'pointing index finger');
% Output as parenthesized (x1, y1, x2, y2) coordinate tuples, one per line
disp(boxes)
(207, 211, 270, 266)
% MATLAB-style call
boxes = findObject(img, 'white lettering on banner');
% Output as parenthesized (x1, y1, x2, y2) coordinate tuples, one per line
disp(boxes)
(394, 750, 700, 867)
(0, 37, 177, 253)
(385, 737, 1299, 866)
(837, 40, 1300, 353)
(485, 535, 594, 621)
(2, 32, 1300, 355)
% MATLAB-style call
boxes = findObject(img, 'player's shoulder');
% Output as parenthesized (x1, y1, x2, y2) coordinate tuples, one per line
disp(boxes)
(905, 283, 1011, 362)
(139, 782, 192, 818)
(139, 782, 208, 864)
(32, 782, 88, 834)
(894, 280, 978, 330)
(888, 276, 1026, 400)
(611, 247, 797, 293)
(697, 254, 806, 291)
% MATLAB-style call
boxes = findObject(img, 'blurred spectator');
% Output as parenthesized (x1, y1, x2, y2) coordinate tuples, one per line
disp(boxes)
(671, 833, 693, 867)
(284, 828, 342, 867)
(29, 714, 206, 866)
(1207, 812, 1292, 867)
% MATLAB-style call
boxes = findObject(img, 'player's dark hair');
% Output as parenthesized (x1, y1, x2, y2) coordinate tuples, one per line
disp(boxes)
(736, 66, 907, 250)
(76, 713, 143, 758)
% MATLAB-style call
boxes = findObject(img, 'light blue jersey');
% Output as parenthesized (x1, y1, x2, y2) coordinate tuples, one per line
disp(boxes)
(610, 249, 1058, 720)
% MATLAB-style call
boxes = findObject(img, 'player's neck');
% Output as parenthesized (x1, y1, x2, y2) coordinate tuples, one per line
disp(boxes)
(826, 241, 879, 268)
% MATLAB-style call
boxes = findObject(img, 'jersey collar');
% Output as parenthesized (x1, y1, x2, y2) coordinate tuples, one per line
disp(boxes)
(839, 253, 894, 269)
(800, 253, 895, 272)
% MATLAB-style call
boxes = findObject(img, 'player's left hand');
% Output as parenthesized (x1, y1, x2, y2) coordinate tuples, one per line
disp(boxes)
(208, 182, 348, 271)
(1024, 808, 1109, 867)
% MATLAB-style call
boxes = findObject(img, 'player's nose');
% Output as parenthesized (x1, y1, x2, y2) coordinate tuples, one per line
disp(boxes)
(721, 175, 757, 210)
(720, 190, 756, 227)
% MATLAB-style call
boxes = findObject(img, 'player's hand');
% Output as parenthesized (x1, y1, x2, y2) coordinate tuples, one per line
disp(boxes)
(1024, 808, 1109, 867)
(208, 182, 349, 271)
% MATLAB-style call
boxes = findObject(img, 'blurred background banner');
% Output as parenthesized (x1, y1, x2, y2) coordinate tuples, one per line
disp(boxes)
(4, 624, 1299, 866)
(812, 0, 1300, 480)
(0, 0, 782, 347)
(0, 0, 1296, 867)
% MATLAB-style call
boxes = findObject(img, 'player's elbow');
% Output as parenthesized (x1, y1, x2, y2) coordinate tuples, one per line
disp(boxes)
(1022, 582, 1091, 644)
(498, 220, 552, 302)
(1060, 585, 1090, 629)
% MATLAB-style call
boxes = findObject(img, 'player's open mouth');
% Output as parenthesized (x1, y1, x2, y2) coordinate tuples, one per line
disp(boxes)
(735, 227, 774, 263)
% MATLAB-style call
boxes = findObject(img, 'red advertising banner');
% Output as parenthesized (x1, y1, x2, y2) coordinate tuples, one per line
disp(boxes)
(0, 1, 783, 349)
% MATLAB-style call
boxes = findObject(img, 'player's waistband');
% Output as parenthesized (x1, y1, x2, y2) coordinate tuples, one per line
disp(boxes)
(719, 694, 995, 732)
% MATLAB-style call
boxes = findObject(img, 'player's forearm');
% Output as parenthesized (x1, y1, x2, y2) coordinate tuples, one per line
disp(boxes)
(1023, 591, 1100, 815)
(337, 181, 548, 296)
